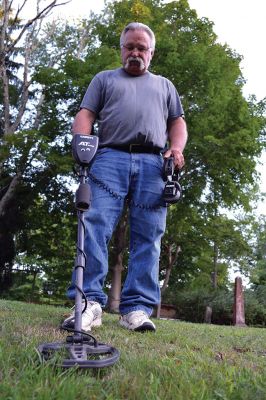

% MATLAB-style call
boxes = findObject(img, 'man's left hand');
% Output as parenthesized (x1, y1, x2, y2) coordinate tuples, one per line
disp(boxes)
(164, 148, 185, 169)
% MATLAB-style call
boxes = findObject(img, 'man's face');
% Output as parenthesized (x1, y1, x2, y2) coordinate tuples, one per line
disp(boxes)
(121, 29, 154, 76)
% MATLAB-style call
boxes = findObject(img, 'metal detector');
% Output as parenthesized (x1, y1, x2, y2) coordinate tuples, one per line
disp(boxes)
(38, 134, 120, 368)
(163, 156, 182, 204)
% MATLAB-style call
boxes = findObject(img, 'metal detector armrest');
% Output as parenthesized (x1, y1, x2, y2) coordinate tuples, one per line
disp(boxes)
(72, 134, 99, 166)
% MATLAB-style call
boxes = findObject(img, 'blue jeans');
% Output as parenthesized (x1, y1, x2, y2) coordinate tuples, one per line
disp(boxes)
(67, 148, 167, 316)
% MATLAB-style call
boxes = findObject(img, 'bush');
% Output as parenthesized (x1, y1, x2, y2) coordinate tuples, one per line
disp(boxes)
(208, 290, 233, 325)
(244, 287, 266, 326)
(170, 288, 233, 324)
(165, 286, 266, 326)
(6, 283, 41, 302)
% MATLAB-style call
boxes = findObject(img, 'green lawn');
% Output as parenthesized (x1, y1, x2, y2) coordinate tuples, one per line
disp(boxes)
(0, 299, 265, 399)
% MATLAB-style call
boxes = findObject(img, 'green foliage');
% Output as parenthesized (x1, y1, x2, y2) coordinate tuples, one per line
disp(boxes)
(160, 205, 255, 291)
(245, 288, 266, 326)
(165, 287, 233, 324)
(249, 216, 266, 287)
(6, 274, 42, 302)
(0, 9, 100, 286)
(91, 0, 265, 289)
(14, 194, 77, 300)
(1, 0, 266, 300)
(164, 286, 266, 326)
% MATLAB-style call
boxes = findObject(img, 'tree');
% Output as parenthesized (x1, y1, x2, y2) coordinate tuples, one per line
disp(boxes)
(89, 0, 265, 299)
(25, 0, 266, 301)
(250, 216, 266, 287)
(1, 0, 265, 305)
(0, 0, 75, 292)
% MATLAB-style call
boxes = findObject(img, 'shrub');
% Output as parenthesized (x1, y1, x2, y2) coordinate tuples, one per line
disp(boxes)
(244, 287, 266, 326)
(165, 286, 266, 326)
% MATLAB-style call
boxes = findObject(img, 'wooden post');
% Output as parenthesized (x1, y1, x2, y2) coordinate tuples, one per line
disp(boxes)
(156, 303, 161, 319)
(233, 277, 247, 327)
(108, 257, 123, 313)
(204, 306, 212, 323)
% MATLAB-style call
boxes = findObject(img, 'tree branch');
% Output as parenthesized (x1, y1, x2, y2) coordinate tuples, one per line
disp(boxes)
(7, 0, 72, 54)
(0, 1, 9, 59)
(1, 65, 11, 133)
(9, 23, 34, 133)
(13, 0, 27, 25)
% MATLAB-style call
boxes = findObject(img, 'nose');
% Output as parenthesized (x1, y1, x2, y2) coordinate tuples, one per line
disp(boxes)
(131, 48, 140, 56)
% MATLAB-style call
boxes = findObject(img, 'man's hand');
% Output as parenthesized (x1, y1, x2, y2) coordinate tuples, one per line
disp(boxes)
(166, 116, 187, 169)
(72, 108, 96, 135)
(164, 147, 185, 169)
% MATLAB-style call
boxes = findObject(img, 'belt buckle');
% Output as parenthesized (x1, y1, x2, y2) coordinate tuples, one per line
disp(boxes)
(129, 144, 142, 152)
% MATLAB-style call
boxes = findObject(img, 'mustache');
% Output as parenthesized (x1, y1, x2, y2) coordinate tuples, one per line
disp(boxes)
(125, 56, 145, 70)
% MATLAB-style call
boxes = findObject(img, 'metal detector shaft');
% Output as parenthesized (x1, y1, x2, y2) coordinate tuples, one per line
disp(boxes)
(38, 135, 120, 368)
(74, 211, 85, 334)
(74, 167, 90, 335)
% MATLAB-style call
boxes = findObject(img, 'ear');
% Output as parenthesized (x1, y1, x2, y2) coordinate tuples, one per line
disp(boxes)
(150, 49, 155, 59)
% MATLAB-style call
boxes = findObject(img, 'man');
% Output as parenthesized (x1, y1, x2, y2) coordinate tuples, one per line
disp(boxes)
(64, 22, 187, 332)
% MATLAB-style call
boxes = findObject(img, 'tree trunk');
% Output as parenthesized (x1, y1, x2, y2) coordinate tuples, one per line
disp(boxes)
(157, 243, 180, 318)
(211, 242, 218, 289)
(108, 209, 128, 312)
(30, 270, 38, 302)
(161, 244, 181, 295)
(0, 173, 22, 217)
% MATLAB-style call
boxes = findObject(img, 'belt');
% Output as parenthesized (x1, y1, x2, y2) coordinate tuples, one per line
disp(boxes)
(102, 144, 162, 155)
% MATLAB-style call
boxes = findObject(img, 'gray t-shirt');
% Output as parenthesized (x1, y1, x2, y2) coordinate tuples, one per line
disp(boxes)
(80, 67, 184, 148)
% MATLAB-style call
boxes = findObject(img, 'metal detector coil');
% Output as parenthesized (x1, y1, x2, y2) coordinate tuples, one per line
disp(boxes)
(38, 134, 120, 369)
(38, 337, 120, 369)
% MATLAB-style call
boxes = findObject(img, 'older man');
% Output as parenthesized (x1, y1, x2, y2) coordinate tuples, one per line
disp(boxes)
(64, 22, 187, 332)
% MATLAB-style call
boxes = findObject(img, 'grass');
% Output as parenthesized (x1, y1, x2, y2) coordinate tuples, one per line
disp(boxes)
(0, 299, 266, 400)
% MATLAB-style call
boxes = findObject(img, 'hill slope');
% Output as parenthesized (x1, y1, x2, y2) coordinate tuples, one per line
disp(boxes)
(0, 299, 265, 399)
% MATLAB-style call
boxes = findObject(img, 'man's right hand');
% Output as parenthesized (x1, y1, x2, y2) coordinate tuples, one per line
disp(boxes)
(72, 109, 96, 135)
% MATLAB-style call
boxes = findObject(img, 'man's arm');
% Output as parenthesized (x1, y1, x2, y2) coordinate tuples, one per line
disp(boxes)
(164, 117, 188, 169)
(72, 108, 96, 135)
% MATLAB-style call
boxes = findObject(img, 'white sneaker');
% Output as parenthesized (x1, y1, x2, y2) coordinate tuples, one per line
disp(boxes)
(119, 310, 156, 332)
(63, 301, 102, 332)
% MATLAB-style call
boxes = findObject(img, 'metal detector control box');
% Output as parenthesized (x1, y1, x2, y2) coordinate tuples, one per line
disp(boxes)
(72, 134, 99, 166)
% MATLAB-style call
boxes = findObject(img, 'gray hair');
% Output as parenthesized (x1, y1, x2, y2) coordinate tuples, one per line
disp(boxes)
(120, 22, 156, 50)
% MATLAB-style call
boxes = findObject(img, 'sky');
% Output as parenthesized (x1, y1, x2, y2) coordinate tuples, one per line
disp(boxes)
(18, 0, 266, 212)
(18, 0, 266, 101)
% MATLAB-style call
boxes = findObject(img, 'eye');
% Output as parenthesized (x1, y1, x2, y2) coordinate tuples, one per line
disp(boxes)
(122, 44, 150, 52)
(137, 46, 147, 52)
(124, 45, 135, 51)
